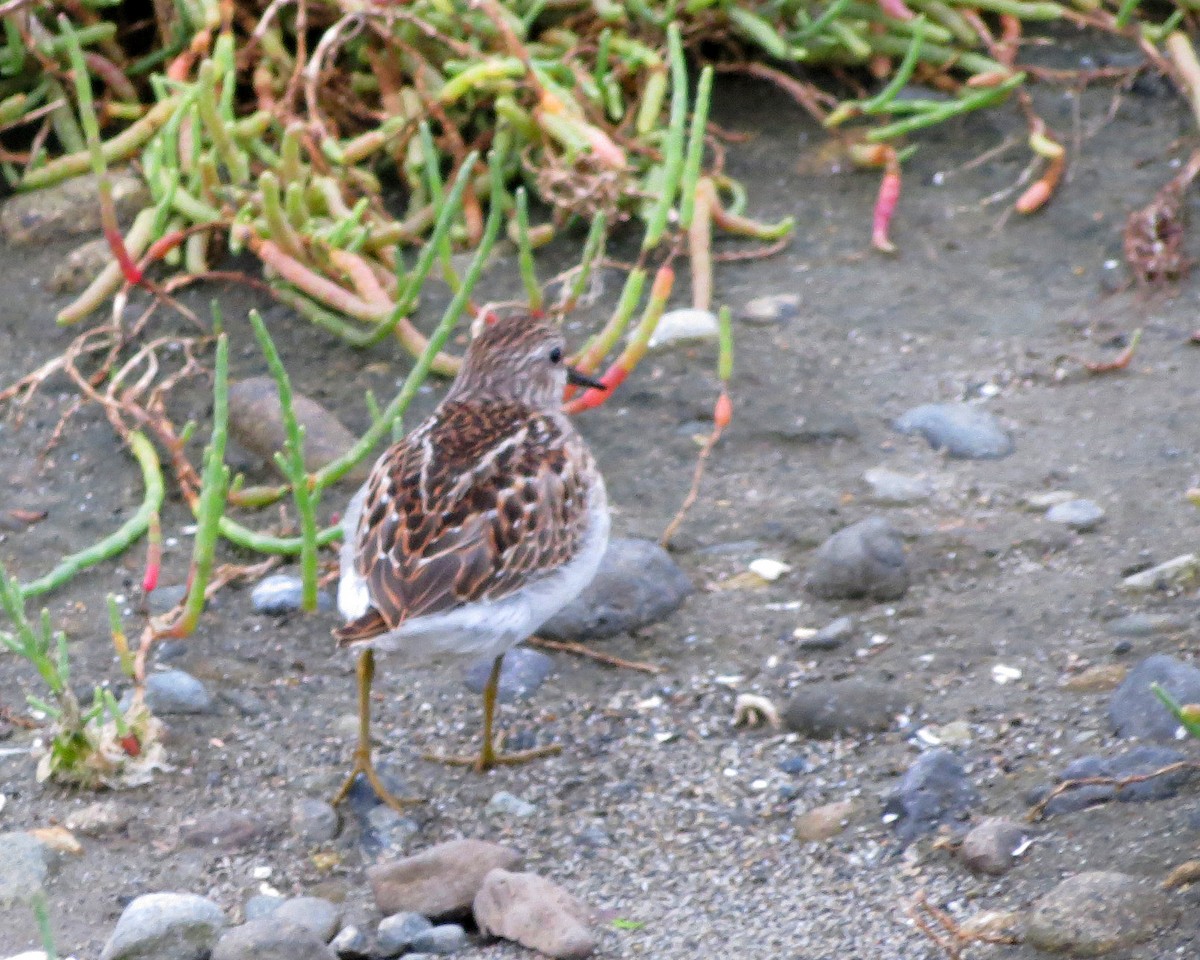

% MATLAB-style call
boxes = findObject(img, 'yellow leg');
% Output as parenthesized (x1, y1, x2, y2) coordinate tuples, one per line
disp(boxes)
(426, 654, 561, 771)
(331, 650, 420, 811)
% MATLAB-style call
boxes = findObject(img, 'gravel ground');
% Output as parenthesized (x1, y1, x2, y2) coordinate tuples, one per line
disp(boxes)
(3, 34, 1200, 960)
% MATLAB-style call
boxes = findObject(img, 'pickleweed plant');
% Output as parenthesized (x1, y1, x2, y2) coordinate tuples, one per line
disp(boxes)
(0, 565, 166, 788)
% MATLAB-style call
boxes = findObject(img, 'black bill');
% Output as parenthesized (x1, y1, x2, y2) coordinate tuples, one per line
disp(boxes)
(567, 366, 606, 390)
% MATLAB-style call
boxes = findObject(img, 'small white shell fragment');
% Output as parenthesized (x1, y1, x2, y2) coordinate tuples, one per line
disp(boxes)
(647, 308, 719, 349)
(792, 627, 818, 641)
(915, 727, 942, 746)
(252, 865, 272, 880)
(991, 664, 1022, 685)
(733, 693, 782, 729)
(714, 674, 744, 687)
(749, 558, 791, 581)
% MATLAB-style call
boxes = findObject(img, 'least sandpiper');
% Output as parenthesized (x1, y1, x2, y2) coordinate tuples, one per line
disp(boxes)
(331, 313, 609, 809)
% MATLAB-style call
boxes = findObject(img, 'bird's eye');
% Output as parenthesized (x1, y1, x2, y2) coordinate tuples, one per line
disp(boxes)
(548, 346, 563, 364)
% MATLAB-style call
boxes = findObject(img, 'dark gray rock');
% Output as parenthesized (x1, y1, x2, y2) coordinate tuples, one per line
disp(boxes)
(375, 912, 433, 957)
(1024, 872, 1179, 955)
(251, 574, 333, 615)
(1108, 654, 1200, 741)
(218, 688, 269, 717)
(894, 404, 1013, 459)
(100, 892, 227, 960)
(0, 832, 49, 906)
(463, 648, 552, 703)
(212, 918, 336, 960)
(274, 897, 341, 942)
(1031, 746, 1196, 817)
(409, 924, 468, 955)
(799, 616, 854, 650)
(147, 584, 189, 616)
(783, 680, 906, 738)
(291, 798, 340, 844)
(1046, 499, 1105, 532)
(144, 669, 214, 714)
(539, 538, 692, 640)
(805, 517, 909, 601)
(958, 818, 1029, 875)
(364, 805, 421, 854)
(883, 749, 980, 845)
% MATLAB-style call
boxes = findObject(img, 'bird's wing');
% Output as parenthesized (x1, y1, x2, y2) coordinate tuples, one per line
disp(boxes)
(339, 400, 593, 640)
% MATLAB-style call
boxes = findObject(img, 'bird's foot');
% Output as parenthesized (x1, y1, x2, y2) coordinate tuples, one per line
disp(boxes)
(330, 749, 422, 812)
(424, 740, 561, 773)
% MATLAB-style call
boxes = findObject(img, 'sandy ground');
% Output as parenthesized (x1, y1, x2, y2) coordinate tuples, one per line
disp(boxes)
(2, 39, 1200, 960)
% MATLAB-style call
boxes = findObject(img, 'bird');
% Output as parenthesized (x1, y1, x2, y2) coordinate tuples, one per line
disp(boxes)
(330, 312, 610, 810)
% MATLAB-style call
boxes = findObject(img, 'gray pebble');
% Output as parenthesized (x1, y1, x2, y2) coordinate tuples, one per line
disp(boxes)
(740, 294, 800, 325)
(146, 584, 188, 616)
(410, 924, 468, 955)
(1031, 746, 1195, 816)
(100, 893, 226, 960)
(144, 669, 214, 715)
(805, 517, 909, 601)
(1045, 498, 1105, 531)
(577, 826, 611, 847)
(540, 537, 692, 640)
(463, 648, 552, 703)
(0, 832, 49, 907)
(228, 376, 366, 482)
(274, 897, 341, 942)
(218, 688, 269, 717)
(958, 818, 1029, 875)
(1106, 612, 1187, 637)
(251, 574, 332, 615)
(1024, 872, 1179, 955)
(798, 616, 854, 650)
(364, 805, 420, 853)
(375, 912, 433, 957)
(894, 403, 1013, 459)
(212, 918, 336, 960)
(181, 810, 276, 850)
(783, 680, 906, 738)
(862, 467, 934, 505)
(292, 798, 340, 844)
(329, 925, 369, 959)
(1108, 653, 1200, 741)
(485, 791, 537, 818)
(244, 894, 284, 921)
(883, 749, 980, 846)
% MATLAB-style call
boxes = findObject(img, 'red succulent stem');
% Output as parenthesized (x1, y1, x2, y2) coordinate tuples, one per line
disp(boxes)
(142, 510, 162, 593)
(871, 154, 902, 253)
